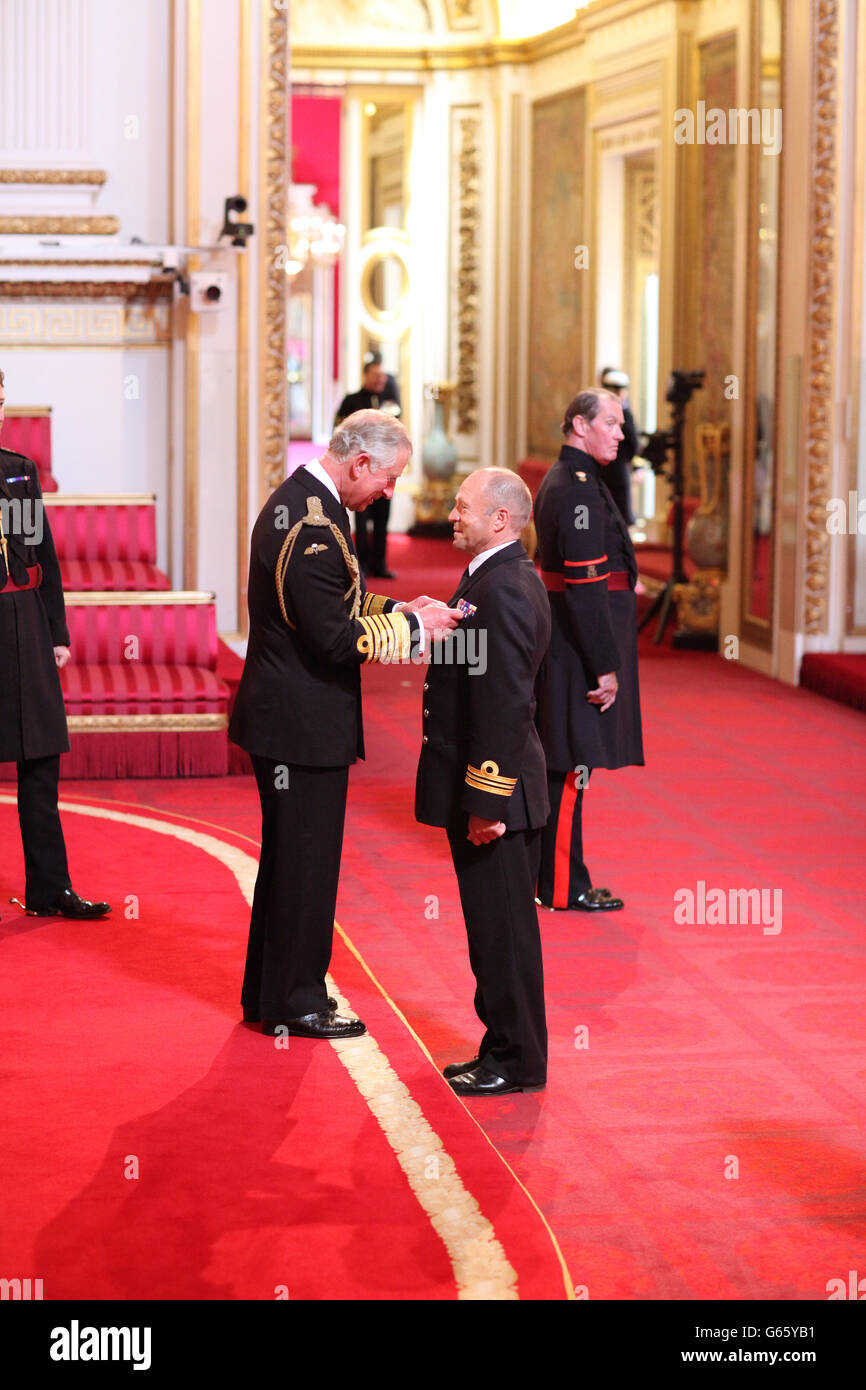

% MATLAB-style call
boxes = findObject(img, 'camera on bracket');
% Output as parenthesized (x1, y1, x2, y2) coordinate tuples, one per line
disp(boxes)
(220, 195, 254, 247)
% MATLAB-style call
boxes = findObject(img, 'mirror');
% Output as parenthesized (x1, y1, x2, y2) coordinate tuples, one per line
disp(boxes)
(362, 248, 410, 321)
(357, 93, 414, 429)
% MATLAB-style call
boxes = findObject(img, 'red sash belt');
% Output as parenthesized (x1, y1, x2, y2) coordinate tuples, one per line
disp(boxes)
(0, 562, 42, 594)
(542, 569, 631, 593)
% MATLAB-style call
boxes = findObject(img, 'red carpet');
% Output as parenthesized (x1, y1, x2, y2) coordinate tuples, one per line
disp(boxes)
(2, 536, 865, 1300)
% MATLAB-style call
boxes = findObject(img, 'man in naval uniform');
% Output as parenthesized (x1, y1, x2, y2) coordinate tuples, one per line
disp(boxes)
(230, 410, 460, 1040)
(334, 357, 401, 579)
(534, 389, 645, 912)
(416, 468, 551, 1096)
(0, 369, 110, 920)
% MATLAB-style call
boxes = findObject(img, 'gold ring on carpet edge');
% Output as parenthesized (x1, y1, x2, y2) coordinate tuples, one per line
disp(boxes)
(0, 794, 520, 1302)
(333, 920, 576, 1302)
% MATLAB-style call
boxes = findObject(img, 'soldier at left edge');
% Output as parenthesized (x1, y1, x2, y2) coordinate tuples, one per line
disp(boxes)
(0, 369, 111, 920)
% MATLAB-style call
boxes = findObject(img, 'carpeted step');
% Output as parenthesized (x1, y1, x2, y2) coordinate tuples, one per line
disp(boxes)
(60, 559, 171, 591)
(58, 591, 229, 777)
(800, 652, 866, 713)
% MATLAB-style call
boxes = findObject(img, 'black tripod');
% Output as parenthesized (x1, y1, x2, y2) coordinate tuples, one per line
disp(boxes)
(638, 370, 704, 645)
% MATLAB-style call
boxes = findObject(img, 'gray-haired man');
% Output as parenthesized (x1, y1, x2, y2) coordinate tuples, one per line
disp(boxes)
(230, 410, 461, 1039)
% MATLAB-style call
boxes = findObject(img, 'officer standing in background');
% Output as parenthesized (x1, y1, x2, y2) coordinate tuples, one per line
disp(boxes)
(334, 353, 401, 579)
(598, 367, 641, 525)
(0, 369, 110, 920)
(534, 388, 645, 913)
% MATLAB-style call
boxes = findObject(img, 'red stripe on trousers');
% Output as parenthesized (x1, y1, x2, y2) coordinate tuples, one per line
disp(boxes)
(552, 772, 579, 909)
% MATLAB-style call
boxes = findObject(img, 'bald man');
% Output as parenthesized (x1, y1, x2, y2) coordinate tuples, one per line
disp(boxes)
(415, 468, 551, 1096)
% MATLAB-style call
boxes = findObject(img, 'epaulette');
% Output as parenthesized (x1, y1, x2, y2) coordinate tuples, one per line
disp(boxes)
(276, 495, 360, 628)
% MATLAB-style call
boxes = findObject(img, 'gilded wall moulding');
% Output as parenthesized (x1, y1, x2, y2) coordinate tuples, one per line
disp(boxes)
(0, 278, 174, 301)
(0, 259, 161, 268)
(444, 0, 481, 28)
(0, 300, 170, 347)
(0, 169, 107, 185)
(260, 0, 289, 497)
(0, 216, 120, 235)
(452, 110, 481, 439)
(803, 0, 838, 635)
(0, 304, 124, 345)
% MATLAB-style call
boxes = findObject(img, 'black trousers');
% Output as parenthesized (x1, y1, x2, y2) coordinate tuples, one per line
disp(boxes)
(354, 497, 391, 575)
(16, 754, 71, 910)
(446, 820, 547, 1086)
(242, 756, 349, 1020)
(537, 769, 592, 908)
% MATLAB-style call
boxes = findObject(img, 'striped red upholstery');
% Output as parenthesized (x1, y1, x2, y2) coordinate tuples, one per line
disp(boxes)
(61, 559, 171, 592)
(61, 663, 227, 715)
(3, 413, 57, 491)
(47, 502, 158, 563)
(65, 601, 219, 669)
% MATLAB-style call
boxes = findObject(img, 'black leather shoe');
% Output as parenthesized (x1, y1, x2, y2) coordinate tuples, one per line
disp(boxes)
(574, 889, 624, 911)
(371, 568, 397, 580)
(260, 1010, 366, 1039)
(442, 1056, 479, 1079)
(23, 888, 111, 919)
(448, 1064, 545, 1097)
(244, 998, 336, 1023)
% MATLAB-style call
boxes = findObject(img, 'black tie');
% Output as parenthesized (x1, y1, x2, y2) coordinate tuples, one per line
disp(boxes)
(448, 567, 473, 606)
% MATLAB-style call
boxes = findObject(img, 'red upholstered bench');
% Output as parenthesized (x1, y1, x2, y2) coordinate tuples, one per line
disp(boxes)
(3, 407, 58, 492)
(57, 592, 230, 777)
(45, 495, 171, 591)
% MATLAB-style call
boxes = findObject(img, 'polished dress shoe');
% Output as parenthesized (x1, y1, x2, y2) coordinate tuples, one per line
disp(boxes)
(21, 888, 111, 919)
(448, 1064, 545, 1097)
(442, 1056, 479, 1079)
(535, 889, 623, 912)
(244, 998, 336, 1023)
(260, 1009, 366, 1039)
(574, 889, 624, 911)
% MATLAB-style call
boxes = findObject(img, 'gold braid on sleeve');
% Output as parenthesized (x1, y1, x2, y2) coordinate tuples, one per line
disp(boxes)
(275, 496, 361, 630)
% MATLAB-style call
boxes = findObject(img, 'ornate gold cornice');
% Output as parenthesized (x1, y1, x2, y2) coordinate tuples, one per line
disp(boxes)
(0, 168, 107, 185)
(0, 215, 119, 235)
(291, 14, 586, 72)
(0, 277, 174, 300)
(259, 0, 289, 498)
(803, 0, 839, 635)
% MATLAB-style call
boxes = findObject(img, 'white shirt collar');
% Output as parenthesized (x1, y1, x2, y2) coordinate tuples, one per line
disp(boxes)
(303, 457, 342, 508)
(468, 540, 515, 575)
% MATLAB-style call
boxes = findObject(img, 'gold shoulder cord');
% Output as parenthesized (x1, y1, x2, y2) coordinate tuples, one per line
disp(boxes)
(275, 495, 361, 630)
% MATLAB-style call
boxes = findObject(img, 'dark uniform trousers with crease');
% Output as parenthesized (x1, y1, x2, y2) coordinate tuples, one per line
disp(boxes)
(1, 448, 73, 910)
(415, 542, 551, 1086)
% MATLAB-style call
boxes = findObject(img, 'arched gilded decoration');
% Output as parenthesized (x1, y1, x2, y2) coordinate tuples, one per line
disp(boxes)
(260, 0, 290, 498)
(803, 0, 839, 634)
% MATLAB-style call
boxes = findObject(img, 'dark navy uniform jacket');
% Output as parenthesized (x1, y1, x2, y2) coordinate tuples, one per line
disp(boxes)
(534, 445, 644, 773)
(0, 448, 70, 763)
(229, 465, 420, 767)
(415, 539, 551, 831)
